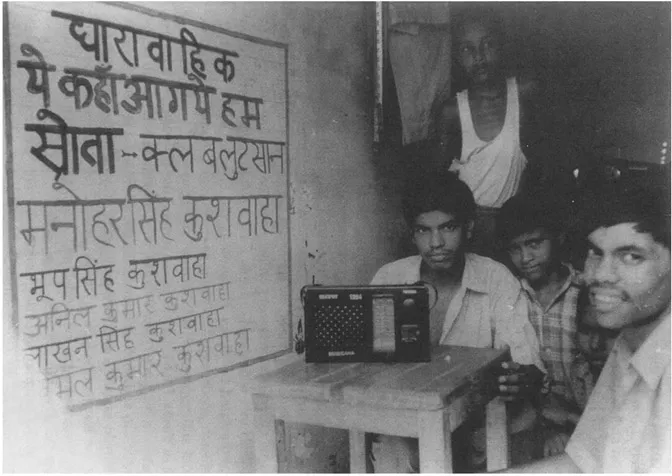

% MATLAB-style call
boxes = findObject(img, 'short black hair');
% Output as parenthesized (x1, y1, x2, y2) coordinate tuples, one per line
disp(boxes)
(402, 170, 476, 227)
(496, 193, 566, 247)
(578, 183, 670, 249)
(451, 4, 506, 46)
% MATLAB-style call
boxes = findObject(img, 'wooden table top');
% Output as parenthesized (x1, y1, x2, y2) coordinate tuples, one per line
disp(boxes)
(251, 346, 510, 411)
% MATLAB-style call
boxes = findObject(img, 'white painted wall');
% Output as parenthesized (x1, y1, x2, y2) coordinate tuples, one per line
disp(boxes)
(3, 2, 405, 472)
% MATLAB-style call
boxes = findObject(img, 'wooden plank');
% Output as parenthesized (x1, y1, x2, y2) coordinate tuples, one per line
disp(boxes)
(355, 360, 460, 391)
(486, 397, 509, 471)
(343, 347, 509, 410)
(349, 430, 367, 473)
(340, 361, 428, 389)
(343, 384, 444, 410)
(251, 380, 333, 402)
(420, 348, 508, 393)
(275, 420, 288, 472)
(445, 394, 469, 432)
(312, 360, 394, 384)
(254, 359, 356, 386)
(251, 361, 363, 401)
(418, 409, 452, 473)
(252, 394, 279, 473)
(342, 362, 473, 410)
(314, 363, 420, 402)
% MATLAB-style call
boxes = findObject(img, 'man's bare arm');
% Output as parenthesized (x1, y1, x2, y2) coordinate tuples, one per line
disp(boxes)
(431, 97, 462, 170)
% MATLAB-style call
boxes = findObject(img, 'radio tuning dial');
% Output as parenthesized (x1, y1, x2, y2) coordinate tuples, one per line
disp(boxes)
(403, 298, 415, 307)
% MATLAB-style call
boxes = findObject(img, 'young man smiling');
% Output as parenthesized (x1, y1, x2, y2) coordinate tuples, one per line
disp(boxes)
(509, 184, 671, 472)
(497, 194, 597, 459)
(368, 171, 545, 472)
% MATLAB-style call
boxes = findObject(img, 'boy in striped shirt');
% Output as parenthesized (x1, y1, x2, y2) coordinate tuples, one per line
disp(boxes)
(496, 194, 597, 459)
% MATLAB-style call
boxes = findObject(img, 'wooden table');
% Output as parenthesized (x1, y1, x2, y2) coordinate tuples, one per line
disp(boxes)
(251, 346, 511, 473)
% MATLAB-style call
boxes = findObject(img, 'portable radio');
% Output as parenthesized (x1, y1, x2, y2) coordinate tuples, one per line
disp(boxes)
(302, 284, 431, 363)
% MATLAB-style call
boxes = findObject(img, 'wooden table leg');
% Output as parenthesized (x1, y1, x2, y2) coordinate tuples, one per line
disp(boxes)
(252, 394, 279, 472)
(486, 397, 509, 471)
(349, 430, 367, 473)
(418, 410, 452, 473)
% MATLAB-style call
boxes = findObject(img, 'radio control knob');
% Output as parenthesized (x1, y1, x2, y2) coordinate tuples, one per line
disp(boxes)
(403, 298, 415, 307)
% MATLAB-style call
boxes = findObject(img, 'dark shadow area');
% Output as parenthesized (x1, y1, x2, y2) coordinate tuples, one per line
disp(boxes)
(373, 2, 671, 261)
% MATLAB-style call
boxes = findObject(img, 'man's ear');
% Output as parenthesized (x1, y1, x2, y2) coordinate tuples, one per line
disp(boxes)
(466, 220, 475, 240)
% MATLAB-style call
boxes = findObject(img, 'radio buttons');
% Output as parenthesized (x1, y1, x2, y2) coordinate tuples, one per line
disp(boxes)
(401, 324, 419, 342)
(403, 298, 415, 307)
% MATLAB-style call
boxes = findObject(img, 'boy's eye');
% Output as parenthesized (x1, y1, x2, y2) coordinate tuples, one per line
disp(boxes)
(619, 252, 644, 265)
(440, 223, 459, 232)
(586, 246, 603, 259)
(414, 227, 428, 235)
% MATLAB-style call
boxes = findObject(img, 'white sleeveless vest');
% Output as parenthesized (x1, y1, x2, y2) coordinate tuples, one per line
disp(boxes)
(450, 77, 527, 208)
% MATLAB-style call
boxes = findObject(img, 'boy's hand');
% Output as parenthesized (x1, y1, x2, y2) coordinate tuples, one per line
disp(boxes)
(495, 361, 544, 402)
(543, 431, 570, 457)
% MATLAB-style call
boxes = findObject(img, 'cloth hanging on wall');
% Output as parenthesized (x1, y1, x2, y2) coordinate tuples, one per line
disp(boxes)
(388, 3, 451, 145)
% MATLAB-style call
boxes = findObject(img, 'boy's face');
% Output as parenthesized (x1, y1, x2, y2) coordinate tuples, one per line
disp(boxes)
(412, 210, 471, 272)
(583, 222, 671, 331)
(457, 21, 502, 86)
(506, 228, 557, 284)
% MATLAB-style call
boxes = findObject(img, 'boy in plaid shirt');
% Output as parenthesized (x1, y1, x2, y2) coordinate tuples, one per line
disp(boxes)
(496, 193, 598, 459)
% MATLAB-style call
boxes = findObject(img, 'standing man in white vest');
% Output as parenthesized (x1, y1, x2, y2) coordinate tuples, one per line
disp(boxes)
(431, 7, 541, 256)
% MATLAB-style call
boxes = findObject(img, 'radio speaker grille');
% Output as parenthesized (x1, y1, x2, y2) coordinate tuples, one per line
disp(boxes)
(314, 303, 366, 348)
